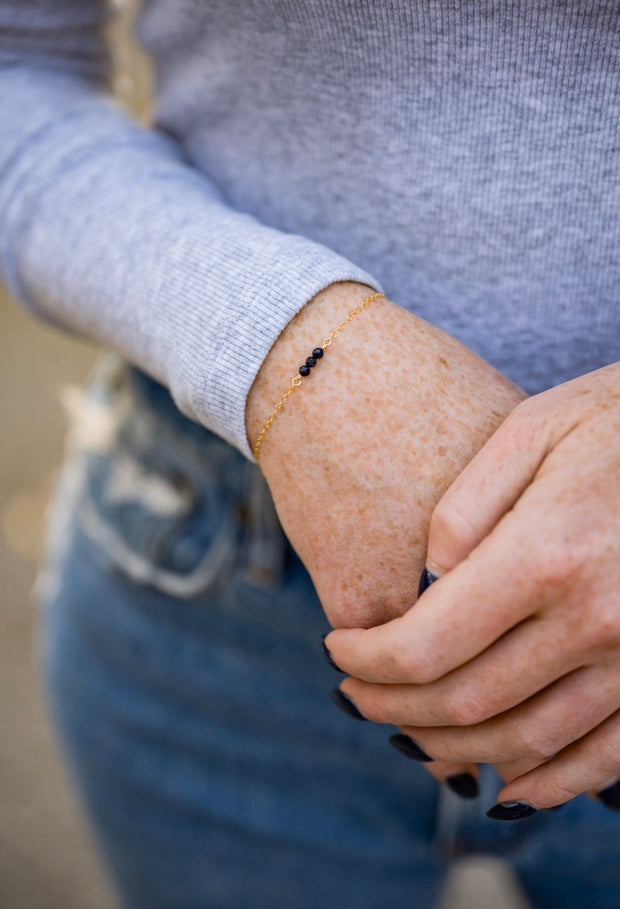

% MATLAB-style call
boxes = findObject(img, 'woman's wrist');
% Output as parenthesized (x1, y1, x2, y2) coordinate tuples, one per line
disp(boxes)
(245, 281, 378, 456)
(244, 280, 525, 628)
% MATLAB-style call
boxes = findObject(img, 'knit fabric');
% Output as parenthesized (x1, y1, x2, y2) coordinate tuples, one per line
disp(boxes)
(0, 1, 618, 458)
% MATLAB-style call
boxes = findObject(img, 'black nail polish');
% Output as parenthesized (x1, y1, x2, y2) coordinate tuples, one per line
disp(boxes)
(446, 773, 479, 800)
(331, 688, 366, 721)
(389, 733, 433, 762)
(598, 781, 620, 811)
(321, 634, 344, 673)
(417, 568, 439, 597)
(486, 801, 538, 821)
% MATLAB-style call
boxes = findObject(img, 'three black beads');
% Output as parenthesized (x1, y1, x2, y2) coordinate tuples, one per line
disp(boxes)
(299, 346, 325, 378)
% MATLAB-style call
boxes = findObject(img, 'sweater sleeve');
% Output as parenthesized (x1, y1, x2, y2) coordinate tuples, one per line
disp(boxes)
(0, 0, 382, 459)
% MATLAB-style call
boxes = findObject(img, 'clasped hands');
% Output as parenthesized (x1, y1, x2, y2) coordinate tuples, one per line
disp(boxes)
(247, 281, 620, 817)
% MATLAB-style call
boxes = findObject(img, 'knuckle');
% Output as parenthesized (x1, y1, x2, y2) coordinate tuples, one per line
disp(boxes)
(514, 725, 554, 763)
(429, 500, 476, 565)
(512, 394, 539, 424)
(531, 539, 588, 591)
(408, 660, 441, 686)
(442, 689, 487, 727)
(596, 737, 620, 775)
(590, 599, 620, 650)
(392, 636, 439, 685)
(512, 394, 549, 436)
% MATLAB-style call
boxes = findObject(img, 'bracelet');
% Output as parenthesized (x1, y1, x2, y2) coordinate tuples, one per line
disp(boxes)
(253, 291, 386, 461)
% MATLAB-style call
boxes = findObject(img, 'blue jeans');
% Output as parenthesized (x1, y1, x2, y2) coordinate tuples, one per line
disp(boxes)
(38, 355, 620, 908)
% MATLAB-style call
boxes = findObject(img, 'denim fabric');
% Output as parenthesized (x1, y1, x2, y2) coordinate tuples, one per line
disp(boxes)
(38, 356, 620, 909)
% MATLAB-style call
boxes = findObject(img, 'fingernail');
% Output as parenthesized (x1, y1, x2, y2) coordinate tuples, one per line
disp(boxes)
(418, 568, 440, 597)
(446, 773, 479, 800)
(598, 781, 620, 811)
(331, 688, 366, 721)
(486, 801, 538, 821)
(389, 733, 433, 762)
(321, 634, 344, 673)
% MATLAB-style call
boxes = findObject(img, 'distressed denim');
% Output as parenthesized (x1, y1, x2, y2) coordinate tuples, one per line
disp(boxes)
(37, 355, 620, 908)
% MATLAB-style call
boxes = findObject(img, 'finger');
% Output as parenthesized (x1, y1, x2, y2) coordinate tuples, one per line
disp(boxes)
(426, 396, 554, 574)
(327, 487, 551, 685)
(494, 758, 544, 784)
(338, 614, 585, 728)
(495, 709, 620, 811)
(395, 664, 620, 764)
(326, 546, 528, 685)
(329, 445, 598, 687)
(592, 780, 620, 812)
(424, 761, 481, 801)
(388, 733, 480, 800)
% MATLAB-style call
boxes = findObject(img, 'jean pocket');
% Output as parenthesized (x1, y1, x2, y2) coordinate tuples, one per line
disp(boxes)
(73, 360, 243, 601)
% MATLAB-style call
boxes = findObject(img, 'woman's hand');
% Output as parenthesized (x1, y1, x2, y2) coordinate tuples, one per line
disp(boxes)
(246, 281, 525, 630)
(327, 362, 620, 813)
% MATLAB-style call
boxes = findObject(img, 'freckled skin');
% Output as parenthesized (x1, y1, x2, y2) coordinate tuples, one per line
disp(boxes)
(328, 360, 620, 810)
(246, 281, 525, 629)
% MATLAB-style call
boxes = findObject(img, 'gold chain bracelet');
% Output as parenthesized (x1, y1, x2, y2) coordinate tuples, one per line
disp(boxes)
(253, 291, 385, 461)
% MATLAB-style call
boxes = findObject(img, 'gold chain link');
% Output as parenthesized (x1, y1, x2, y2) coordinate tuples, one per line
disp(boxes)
(253, 291, 385, 461)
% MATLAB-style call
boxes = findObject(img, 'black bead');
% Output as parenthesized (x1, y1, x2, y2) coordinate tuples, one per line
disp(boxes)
(312, 348, 324, 359)
(299, 365, 311, 377)
(305, 356, 317, 368)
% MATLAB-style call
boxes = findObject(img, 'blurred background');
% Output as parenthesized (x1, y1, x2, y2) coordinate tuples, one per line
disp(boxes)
(0, 2, 530, 906)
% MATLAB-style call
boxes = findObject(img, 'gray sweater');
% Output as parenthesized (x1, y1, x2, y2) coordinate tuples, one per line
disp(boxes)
(0, 1, 618, 458)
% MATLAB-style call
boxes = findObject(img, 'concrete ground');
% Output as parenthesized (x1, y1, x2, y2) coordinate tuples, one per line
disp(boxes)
(0, 4, 531, 906)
